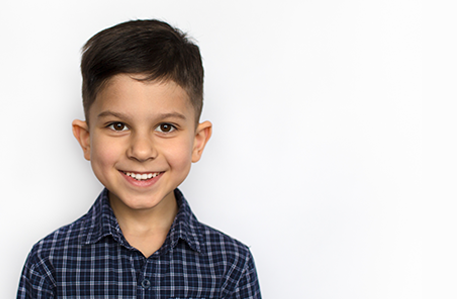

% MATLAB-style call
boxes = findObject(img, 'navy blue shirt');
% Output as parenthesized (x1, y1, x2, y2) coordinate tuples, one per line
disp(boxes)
(17, 189, 261, 298)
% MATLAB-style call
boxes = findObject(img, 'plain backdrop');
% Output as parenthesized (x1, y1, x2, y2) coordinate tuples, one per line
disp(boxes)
(1, 0, 454, 298)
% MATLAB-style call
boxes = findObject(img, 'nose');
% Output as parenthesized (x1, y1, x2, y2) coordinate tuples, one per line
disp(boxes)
(127, 131, 157, 162)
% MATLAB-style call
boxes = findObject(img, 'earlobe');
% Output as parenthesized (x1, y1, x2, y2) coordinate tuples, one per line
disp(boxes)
(192, 121, 212, 163)
(72, 119, 91, 161)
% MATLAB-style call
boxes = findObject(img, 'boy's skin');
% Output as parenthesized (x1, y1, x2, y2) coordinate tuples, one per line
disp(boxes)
(18, 20, 261, 298)
(72, 73, 212, 257)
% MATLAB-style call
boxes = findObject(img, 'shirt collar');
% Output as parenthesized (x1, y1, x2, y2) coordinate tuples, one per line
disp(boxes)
(81, 188, 203, 255)
(165, 188, 202, 254)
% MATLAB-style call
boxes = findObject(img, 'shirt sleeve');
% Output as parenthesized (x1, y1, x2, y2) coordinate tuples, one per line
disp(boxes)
(229, 249, 262, 299)
(17, 251, 55, 299)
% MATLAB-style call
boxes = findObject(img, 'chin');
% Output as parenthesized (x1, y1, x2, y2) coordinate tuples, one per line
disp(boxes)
(121, 195, 162, 210)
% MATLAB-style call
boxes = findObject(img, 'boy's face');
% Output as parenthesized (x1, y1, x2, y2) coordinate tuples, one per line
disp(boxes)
(72, 74, 211, 211)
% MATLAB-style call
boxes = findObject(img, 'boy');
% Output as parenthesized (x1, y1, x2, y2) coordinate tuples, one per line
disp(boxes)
(17, 19, 261, 299)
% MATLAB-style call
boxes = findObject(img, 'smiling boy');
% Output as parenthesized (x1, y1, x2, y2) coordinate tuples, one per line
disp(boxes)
(17, 20, 261, 298)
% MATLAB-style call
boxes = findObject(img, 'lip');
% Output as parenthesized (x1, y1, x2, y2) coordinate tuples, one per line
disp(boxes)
(119, 170, 164, 188)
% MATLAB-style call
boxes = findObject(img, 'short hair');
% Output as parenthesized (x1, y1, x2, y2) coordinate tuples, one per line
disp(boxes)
(81, 19, 204, 124)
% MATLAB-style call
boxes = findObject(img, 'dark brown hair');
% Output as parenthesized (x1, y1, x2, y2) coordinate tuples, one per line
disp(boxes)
(81, 19, 204, 124)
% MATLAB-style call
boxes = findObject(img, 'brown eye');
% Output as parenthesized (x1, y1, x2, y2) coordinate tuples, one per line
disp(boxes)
(156, 123, 175, 133)
(161, 124, 171, 132)
(108, 122, 128, 131)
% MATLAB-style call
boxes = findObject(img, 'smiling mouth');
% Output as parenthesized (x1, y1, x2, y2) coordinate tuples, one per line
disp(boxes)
(121, 171, 163, 181)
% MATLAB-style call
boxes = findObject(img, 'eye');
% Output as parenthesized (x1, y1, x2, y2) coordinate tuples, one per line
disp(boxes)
(108, 122, 128, 131)
(156, 123, 176, 133)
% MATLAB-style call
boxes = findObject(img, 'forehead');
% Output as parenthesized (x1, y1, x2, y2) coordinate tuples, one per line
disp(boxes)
(90, 74, 195, 121)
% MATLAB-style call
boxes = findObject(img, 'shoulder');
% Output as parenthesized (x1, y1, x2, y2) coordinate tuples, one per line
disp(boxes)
(199, 222, 251, 255)
(196, 223, 261, 298)
(175, 189, 253, 263)
(26, 191, 107, 264)
(197, 221, 255, 270)
(18, 213, 91, 296)
(25, 212, 90, 269)
(175, 189, 255, 271)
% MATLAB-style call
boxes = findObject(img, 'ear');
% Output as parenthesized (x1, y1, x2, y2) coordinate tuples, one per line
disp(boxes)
(192, 121, 212, 163)
(72, 119, 91, 161)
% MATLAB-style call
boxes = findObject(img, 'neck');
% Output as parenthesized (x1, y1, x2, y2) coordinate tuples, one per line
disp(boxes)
(108, 191, 179, 257)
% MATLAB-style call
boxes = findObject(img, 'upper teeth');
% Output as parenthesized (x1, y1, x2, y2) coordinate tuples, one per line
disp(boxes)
(125, 172, 160, 180)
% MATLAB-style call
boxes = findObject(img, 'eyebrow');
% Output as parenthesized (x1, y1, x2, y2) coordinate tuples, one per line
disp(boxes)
(97, 110, 125, 119)
(97, 110, 187, 121)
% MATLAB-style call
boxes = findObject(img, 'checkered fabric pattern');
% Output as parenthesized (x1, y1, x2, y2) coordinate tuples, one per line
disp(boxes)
(17, 189, 261, 298)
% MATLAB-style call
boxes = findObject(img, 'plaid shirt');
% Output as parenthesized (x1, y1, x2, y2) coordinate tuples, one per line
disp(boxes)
(17, 189, 261, 298)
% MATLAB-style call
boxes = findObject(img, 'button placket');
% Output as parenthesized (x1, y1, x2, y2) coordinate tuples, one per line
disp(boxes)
(141, 279, 151, 289)
(137, 255, 157, 296)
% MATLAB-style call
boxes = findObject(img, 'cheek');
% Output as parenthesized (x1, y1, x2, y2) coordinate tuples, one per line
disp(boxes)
(90, 135, 122, 172)
(164, 138, 193, 170)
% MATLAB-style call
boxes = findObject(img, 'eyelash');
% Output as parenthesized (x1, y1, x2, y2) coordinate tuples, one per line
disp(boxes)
(107, 122, 128, 131)
(156, 123, 177, 133)
(106, 122, 177, 133)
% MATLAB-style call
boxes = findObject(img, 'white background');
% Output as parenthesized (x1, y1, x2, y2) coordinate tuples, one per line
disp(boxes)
(0, 1, 453, 298)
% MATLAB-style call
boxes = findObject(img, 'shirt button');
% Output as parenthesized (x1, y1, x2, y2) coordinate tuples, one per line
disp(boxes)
(141, 279, 151, 289)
